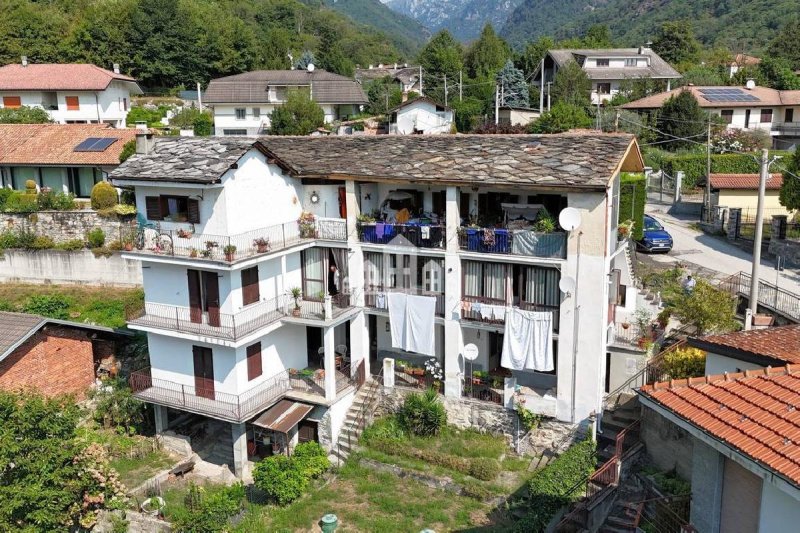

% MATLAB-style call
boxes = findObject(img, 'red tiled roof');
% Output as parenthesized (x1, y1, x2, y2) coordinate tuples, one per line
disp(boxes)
(0, 63, 139, 91)
(621, 85, 800, 109)
(640, 365, 800, 486)
(709, 173, 784, 190)
(0, 124, 138, 166)
(690, 325, 800, 364)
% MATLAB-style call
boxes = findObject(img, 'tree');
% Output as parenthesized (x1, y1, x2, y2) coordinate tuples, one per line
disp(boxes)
(366, 77, 403, 115)
(669, 279, 738, 335)
(651, 21, 700, 66)
(767, 18, 800, 71)
(170, 107, 213, 135)
(612, 77, 667, 106)
(0, 106, 53, 124)
(779, 149, 800, 211)
(529, 102, 591, 133)
(551, 62, 591, 107)
(451, 97, 486, 132)
(294, 50, 316, 70)
(582, 24, 612, 48)
(417, 30, 463, 103)
(515, 36, 554, 78)
(756, 57, 800, 90)
(464, 24, 510, 79)
(679, 65, 727, 87)
(496, 60, 529, 109)
(268, 90, 324, 135)
(657, 90, 707, 151)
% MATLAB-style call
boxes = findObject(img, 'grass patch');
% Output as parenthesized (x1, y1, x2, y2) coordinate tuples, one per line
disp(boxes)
(111, 449, 174, 489)
(502, 456, 532, 472)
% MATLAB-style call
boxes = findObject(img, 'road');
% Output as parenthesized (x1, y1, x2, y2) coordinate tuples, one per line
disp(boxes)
(644, 205, 800, 296)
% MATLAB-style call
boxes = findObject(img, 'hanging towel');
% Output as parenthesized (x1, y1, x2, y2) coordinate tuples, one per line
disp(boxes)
(421, 225, 431, 239)
(375, 223, 386, 239)
(501, 308, 554, 372)
(480, 304, 494, 320)
(388, 293, 407, 349)
(472, 302, 482, 315)
(405, 295, 436, 356)
(376, 292, 386, 309)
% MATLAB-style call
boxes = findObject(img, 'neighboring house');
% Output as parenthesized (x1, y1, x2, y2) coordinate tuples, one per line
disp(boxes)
(688, 324, 800, 375)
(498, 106, 540, 127)
(0, 311, 121, 400)
(0, 61, 142, 128)
(706, 173, 793, 218)
(204, 70, 368, 136)
(355, 63, 421, 94)
(533, 48, 681, 106)
(389, 97, 453, 134)
(729, 53, 761, 79)
(110, 131, 644, 478)
(621, 84, 800, 149)
(0, 124, 137, 198)
(638, 366, 800, 533)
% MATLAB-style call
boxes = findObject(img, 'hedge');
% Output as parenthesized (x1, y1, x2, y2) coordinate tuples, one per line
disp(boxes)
(513, 438, 596, 532)
(620, 173, 646, 240)
(662, 151, 792, 190)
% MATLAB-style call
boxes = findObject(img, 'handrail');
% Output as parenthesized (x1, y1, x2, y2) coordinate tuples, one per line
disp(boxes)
(721, 270, 800, 322)
(337, 362, 382, 466)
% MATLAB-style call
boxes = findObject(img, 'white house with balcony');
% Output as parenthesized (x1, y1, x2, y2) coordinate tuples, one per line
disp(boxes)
(533, 48, 682, 107)
(0, 61, 142, 127)
(389, 97, 453, 134)
(110, 132, 643, 479)
(204, 69, 368, 136)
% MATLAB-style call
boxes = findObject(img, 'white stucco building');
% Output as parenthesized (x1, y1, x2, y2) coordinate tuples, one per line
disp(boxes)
(0, 61, 142, 128)
(389, 97, 453, 134)
(110, 132, 644, 478)
(204, 69, 368, 136)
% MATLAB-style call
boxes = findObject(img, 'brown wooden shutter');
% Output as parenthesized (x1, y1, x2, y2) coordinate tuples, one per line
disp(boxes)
(145, 196, 162, 220)
(246, 342, 262, 380)
(3, 96, 21, 109)
(241, 266, 260, 306)
(187, 269, 202, 323)
(193, 346, 215, 399)
(203, 271, 221, 327)
(65, 96, 80, 111)
(187, 198, 200, 223)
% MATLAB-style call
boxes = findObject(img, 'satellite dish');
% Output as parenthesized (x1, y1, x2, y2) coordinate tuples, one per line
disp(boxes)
(559, 276, 577, 296)
(307, 63, 315, 72)
(558, 207, 582, 232)
(463, 343, 479, 361)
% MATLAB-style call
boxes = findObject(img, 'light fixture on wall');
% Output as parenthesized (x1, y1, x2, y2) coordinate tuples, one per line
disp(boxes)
(310, 191, 320, 204)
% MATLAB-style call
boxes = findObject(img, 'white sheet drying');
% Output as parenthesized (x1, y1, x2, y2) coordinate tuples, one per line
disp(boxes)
(387, 293, 437, 356)
(501, 308, 554, 372)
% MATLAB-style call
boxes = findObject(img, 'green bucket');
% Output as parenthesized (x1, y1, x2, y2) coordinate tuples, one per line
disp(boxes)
(320, 513, 338, 533)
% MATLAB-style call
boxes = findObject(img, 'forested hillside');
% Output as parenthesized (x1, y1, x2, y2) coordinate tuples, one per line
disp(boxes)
(502, 0, 800, 50)
(0, 0, 404, 90)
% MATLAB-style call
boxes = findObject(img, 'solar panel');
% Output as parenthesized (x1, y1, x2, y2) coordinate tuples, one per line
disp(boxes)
(73, 137, 119, 152)
(699, 88, 760, 103)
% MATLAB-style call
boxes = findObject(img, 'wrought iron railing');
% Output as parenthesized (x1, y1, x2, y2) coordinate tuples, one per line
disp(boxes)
(458, 227, 567, 259)
(461, 295, 560, 332)
(364, 288, 445, 317)
(462, 381, 503, 405)
(720, 270, 800, 322)
(394, 369, 444, 394)
(356, 222, 445, 249)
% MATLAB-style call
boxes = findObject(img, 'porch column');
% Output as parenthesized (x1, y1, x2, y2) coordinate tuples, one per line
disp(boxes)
(345, 180, 360, 243)
(323, 325, 336, 401)
(444, 186, 462, 398)
(153, 405, 169, 434)
(349, 312, 369, 378)
(231, 422, 248, 479)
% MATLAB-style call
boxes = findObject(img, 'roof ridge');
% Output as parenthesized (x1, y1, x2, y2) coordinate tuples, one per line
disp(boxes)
(643, 364, 799, 392)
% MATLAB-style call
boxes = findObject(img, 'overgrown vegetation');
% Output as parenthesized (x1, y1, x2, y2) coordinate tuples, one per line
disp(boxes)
(89, 377, 148, 433)
(268, 90, 325, 136)
(641, 466, 692, 496)
(619, 173, 647, 240)
(661, 347, 706, 380)
(166, 482, 246, 533)
(252, 441, 330, 505)
(396, 388, 447, 437)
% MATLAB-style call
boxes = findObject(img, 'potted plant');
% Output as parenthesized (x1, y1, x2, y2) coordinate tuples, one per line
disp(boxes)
(288, 368, 298, 375)
(289, 287, 302, 317)
(140, 496, 165, 516)
(298, 211, 317, 238)
(223, 244, 236, 262)
(621, 322, 630, 329)
(177, 228, 192, 239)
(189, 247, 198, 258)
(253, 237, 270, 253)
(396, 360, 408, 372)
(618, 219, 635, 240)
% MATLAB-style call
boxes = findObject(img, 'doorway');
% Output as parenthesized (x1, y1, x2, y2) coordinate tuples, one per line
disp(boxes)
(192, 346, 215, 399)
(298, 420, 319, 443)
(307, 327, 323, 366)
(188, 270, 220, 327)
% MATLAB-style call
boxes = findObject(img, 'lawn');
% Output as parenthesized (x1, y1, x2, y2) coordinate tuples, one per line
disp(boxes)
(0, 282, 143, 327)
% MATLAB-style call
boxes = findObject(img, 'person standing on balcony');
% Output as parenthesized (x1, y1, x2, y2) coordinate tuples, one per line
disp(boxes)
(328, 264, 340, 296)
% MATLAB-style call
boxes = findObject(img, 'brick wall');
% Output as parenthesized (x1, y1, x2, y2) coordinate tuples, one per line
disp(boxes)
(0, 325, 95, 399)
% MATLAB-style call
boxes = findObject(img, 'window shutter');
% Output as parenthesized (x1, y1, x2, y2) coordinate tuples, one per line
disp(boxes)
(247, 342, 262, 380)
(187, 198, 200, 223)
(3, 96, 21, 109)
(145, 196, 162, 220)
(65, 96, 80, 111)
(241, 266, 260, 306)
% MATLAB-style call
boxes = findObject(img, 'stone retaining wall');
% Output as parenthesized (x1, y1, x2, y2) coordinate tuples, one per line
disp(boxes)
(3, 210, 130, 244)
(0, 249, 141, 286)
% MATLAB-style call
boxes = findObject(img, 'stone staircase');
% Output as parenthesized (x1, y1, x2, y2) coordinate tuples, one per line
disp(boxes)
(332, 379, 381, 464)
(598, 394, 640, 464)
(599, 473, 647, 533)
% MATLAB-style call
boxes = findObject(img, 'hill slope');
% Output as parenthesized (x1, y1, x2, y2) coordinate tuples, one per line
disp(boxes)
(501, 0, 798, 50)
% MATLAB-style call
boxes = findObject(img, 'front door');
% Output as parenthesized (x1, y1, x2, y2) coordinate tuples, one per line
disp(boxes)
(193, 346, 215, 399)
(298, 421, 318, 443)
(188, 270, 221, 327)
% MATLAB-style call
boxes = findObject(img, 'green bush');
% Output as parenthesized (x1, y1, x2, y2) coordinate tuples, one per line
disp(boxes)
(168, 482, 245, 533)
(89, 377, 146, 432)
(91, 182, 119, 210)
(23, 294, 72, 319)
(292, 441, 330, 479)
(397, 388, 447, 437)
(661, 346, 706, 379)
(4, 191, 38, 213)
(252, 455, 310, 505)
(38, 191, 76, 211)
(462, 481, 492, 500)
(30, 235, 55, 250)
(620, 173, 647, 240)
(56, 239, 86, 251)
(0, 188, 13, 211)
(119, 140, 136, 163)
(361, 415, 406, 443)
(661, 152, 791, 190)
(468, 457, 501, 481)
(87, 228, 106, 248)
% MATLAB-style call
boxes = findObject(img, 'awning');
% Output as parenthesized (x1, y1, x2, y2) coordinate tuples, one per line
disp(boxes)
(251, 400, 314, 433)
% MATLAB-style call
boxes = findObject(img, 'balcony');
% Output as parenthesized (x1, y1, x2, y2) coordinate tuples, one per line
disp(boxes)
(364, 288, 445, 317)
(121, 217, 346, 263)
(461, 295, 560, 332)
(772, 122, 800, 135)
(129, 366, 356, 423)
(127, 292, 356, 341)
(458, 227, 566, 259)
(357, 222, 445, 249)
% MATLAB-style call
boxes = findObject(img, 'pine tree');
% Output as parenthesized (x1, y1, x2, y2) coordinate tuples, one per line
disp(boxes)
(294, 50, 317, 70)
(658, 91, 707, 151)
(551, 62, 591, 107)
(464, 24, 510, 79)
(496, 60, 529, 109)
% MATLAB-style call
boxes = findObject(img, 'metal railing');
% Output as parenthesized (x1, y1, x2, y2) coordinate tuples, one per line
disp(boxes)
(356, 222, 445, 249)
(461, 295, 560, 332)
(364, 288, 445, 317)
(462, 381, 503, 405)
(122, 217, 346, 262)
(458, 227, 567, 259)
(338, 360, 378, 465)
(394, 369, 444, 394)
(720, 271, 800, 322)
(637, 494, 696, 533)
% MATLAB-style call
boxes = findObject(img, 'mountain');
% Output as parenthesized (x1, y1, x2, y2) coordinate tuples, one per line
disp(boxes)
(501, 0, 798, 51)
(381, 0, 524, 42)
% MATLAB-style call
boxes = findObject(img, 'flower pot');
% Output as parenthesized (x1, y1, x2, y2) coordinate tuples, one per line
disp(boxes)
(225, 252, 235, 262)
(292, 307, 301, 317)
(256, 244, 269, 253)
(124, 243, 133, 251)
(140, 496, 164, 516)
(621, 323, 630, 329)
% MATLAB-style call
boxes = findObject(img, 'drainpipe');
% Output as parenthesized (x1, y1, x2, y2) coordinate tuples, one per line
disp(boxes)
(95, 92, 101, 124)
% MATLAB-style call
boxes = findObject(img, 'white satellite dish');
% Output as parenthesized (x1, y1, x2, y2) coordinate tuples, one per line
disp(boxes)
(558, 207, 582, 232)
(307, 63, 315, 72)
(463, 343, 479, 361)
(559, 276, 577, 296)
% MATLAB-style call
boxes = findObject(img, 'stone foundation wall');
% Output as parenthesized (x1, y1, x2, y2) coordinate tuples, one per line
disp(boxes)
(2, 210, 130, 244)
(0, 249, 142, 286)
(769, 238, 800, 267)
(640, 404, 693, 480)
(95, 510, 172, 533)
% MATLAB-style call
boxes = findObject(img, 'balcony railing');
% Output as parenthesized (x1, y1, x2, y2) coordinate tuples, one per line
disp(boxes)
(364, 288, 445, 317)
(458, 228, 566, 259)
(121, 217, 346, 262)
(461, 295, 560, 332)
(773, 121, 800, 135)
(357, 222, 445, 249)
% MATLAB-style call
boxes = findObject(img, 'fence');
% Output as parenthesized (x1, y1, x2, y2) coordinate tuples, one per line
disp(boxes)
(720, 271, 800, 322)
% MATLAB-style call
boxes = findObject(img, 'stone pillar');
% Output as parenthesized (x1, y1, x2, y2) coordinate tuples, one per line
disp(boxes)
(727, 208, 741, 241)
(323, 326, 336, 401)
(383, 358, 395, 389)
(349, 312, 369, 378)
(674, 171, 683, 203)
(772, 214, 788, 241)
(503, 377, 517, 409)
(153, 405, 169, 434)
(690, 440, 724, 533)
(444, 186, 463, 398)
(345, 180, 360, 243)
(231, 422, 248, 479)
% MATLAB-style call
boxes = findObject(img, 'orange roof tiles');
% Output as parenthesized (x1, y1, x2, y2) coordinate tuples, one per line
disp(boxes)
(0, 63, 138, 91)
(689, 325, 800, 365)
(640, 365, 800, 486)
(709, 173, 784, 191)
(0, 124, 138, 166)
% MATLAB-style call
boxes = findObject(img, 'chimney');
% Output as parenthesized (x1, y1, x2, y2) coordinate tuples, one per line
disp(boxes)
(135, 131, 154, 155)
(21, 56, 28, 67)
(113, 63, 120, 74)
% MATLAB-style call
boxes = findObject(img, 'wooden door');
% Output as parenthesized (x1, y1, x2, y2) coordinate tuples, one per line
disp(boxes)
(338, 187, 347, 219)
(188, 270, 202, 323)
(203, 272, 221, 327)
(192, 346, 215, 400)
(298, 421, 318, 443)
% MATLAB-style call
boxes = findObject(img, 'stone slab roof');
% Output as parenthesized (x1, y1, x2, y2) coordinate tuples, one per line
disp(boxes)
(204, 70, 367, 104)
(689, 324, 800, 365)
(640, 365, 800, 487)
(0, 124, 138, 166)
(0, 63, 140, 92)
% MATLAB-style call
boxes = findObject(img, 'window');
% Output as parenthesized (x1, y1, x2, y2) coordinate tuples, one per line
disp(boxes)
(786, 109, 795, 123)
(241, 266, 260, 306)
(463, 261, 508, 302)
(11, 167, 36, 190)
(2, 96, 21, 109)
(302, 248, 325, 300)
(234, 108, 246, 120)
(223, 129, 247, 136)
(624, 58, 637, 67)
(119, 98, 128, 111)
(760, 108, 773, 123)
(40, 168, 63, 192)
(252, 107, 260, 118)
(65, 96, 80, 111)
(67, 168, 99, 197)
(247, 342, 262, 380)
(745, 109, 751, 128)
(596, 83, 611, 94)
(721, 110, 734, 124)
(144, 195, 200, 223)
(596, 58, 610, 67)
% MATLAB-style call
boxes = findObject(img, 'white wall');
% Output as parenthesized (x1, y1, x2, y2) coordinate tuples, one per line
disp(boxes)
(758, 481, 800, 532)
(148, 334, 239, 394)
(303, 184, 343, 219)
(393, 101, 453, 134)
(142, 263, 234, 313)
(705, 352, 765, 375)
(213, 104, 274, 135)
(328, 389, 356, 445)
(0, 249, 141, 286)
(235, 324, 309, 394)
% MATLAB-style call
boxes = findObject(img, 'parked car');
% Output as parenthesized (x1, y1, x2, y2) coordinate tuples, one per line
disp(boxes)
(637, 214, 673, 253)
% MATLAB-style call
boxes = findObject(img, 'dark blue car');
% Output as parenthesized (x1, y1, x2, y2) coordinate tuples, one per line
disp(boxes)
(637, 214, 673, 253)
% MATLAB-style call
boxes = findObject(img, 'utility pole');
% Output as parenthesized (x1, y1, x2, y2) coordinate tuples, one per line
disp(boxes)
(196, 81, 203, 111)
(749, 148, 770, 319)
(495, 84, 500, 125)
(444, 75, 448, 107)
(539, 58, 545, 113)
(546, 82, 552, 111)
(459, 70, 463, 102)
(705, 118, 712, 222)
(419, 65, 423, 96)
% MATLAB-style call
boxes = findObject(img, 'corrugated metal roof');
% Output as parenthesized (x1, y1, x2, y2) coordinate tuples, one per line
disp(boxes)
(252, 400, 313, 433)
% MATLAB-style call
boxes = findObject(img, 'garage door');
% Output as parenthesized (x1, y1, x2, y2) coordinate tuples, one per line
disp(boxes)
(720, 458, 762, 533)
